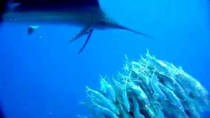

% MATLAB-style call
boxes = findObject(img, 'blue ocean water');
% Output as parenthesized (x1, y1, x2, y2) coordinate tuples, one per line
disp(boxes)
(0, 0, 209, 118)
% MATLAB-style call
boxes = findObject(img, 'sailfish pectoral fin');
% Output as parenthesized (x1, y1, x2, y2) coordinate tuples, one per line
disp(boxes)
(77, 29, 94, 54)
(69, 23, 94, 54)
(69, 24, 91, 43)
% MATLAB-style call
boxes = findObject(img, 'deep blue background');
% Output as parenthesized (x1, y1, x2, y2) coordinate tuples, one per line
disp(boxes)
(0, 0, 210, 118)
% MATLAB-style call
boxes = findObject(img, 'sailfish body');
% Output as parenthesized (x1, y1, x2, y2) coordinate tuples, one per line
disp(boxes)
(0, 0, 152, 53)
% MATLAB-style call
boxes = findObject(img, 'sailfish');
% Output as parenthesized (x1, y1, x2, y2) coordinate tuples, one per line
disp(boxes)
(0, 0, 152, 53)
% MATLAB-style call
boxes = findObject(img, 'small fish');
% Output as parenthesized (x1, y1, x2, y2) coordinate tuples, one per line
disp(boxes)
(92, 101, 119, 118)
(27, 25, 39, 35)
(100, 77, 116, 102)
(159, 83, 184, 112)
(119, 105, 133, 118)
(132, 96, 145, 118)
(150, 73, 167, 100)
(0, 0, 153, 54)
(127, 81, 149, 104)
(86, 86, 119, 115)
(121, 84, 130, 112)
